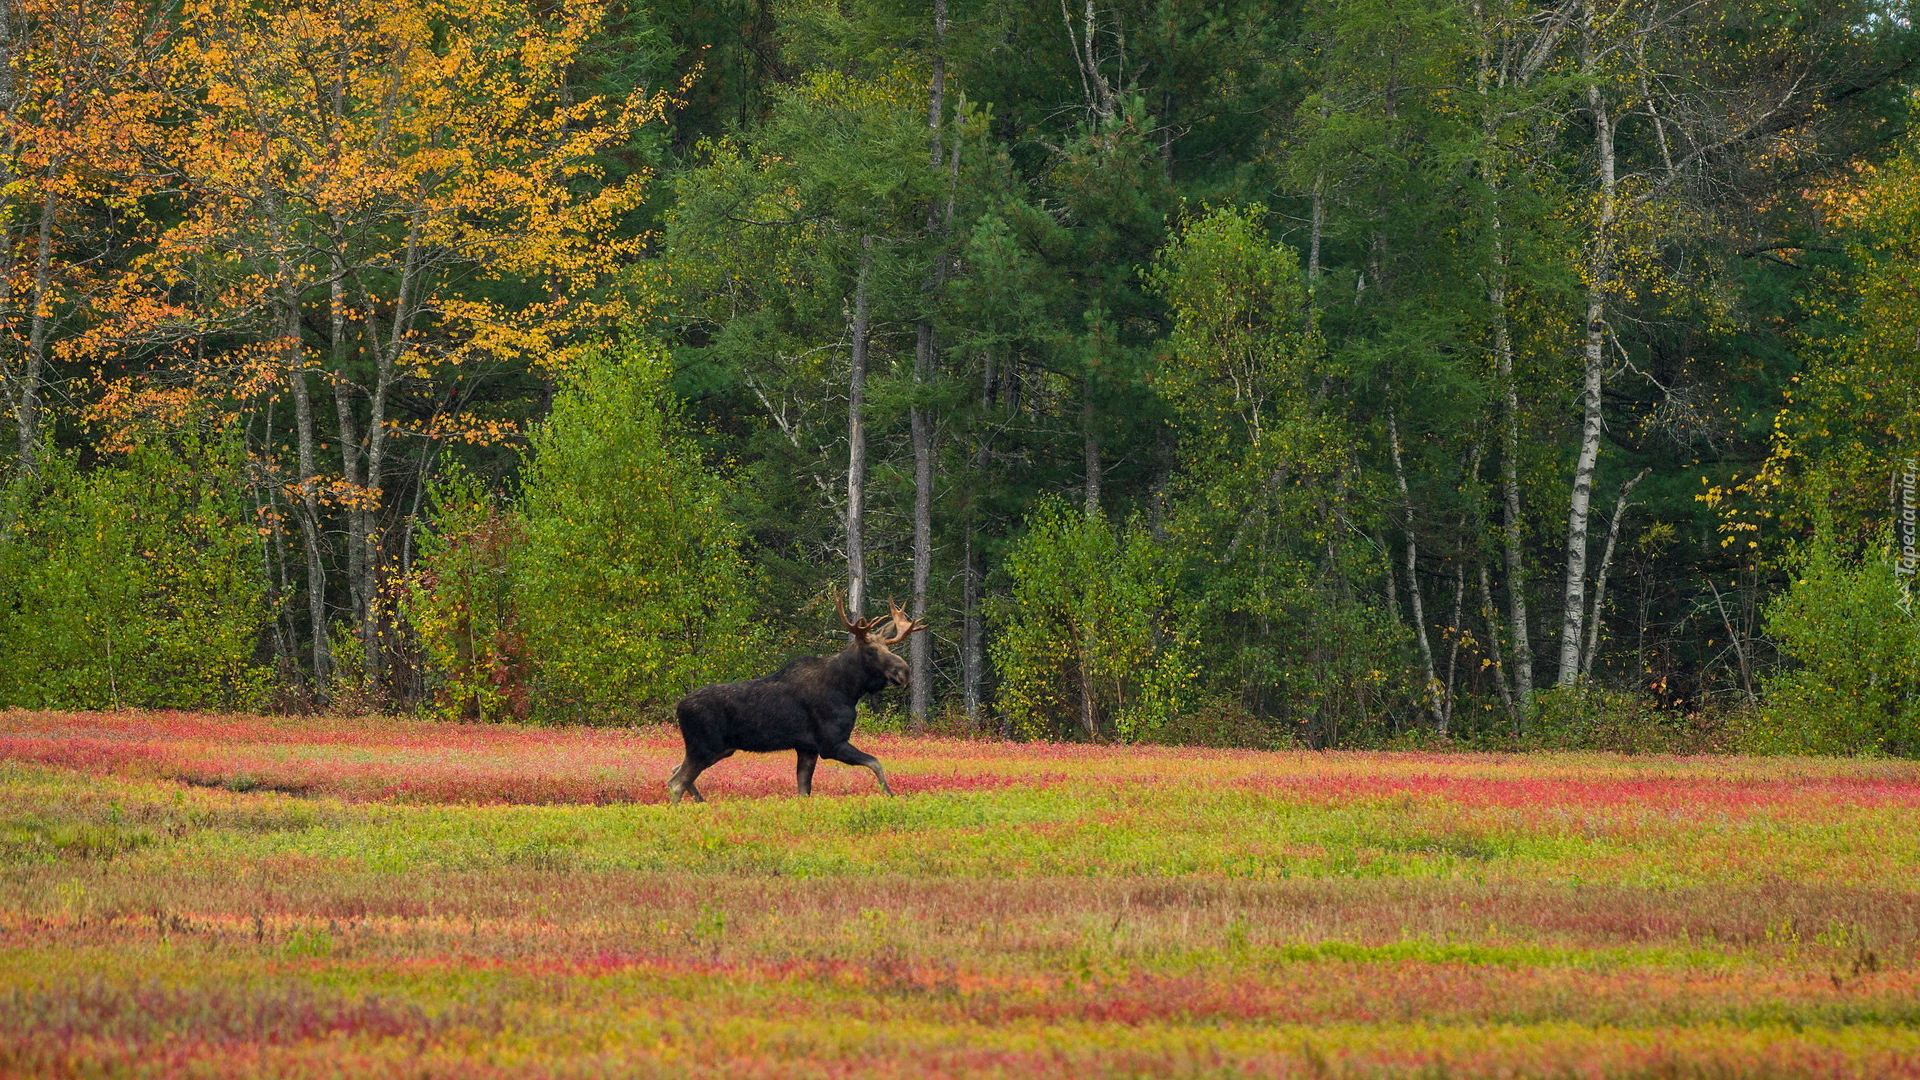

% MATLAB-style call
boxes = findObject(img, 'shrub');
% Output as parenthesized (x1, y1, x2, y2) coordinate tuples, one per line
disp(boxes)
(401, 468, 530, 722)
(407, 340, 761, 722)
(1510, 685, 1748, 755)
(990, 500, 1193, 742)
(1758, 525, 1920, 755)
(0, 434, 270, 710)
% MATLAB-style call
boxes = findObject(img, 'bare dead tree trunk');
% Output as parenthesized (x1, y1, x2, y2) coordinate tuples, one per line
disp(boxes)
(1308, 99, 1330, 313)
(1060, 0, 1116, 124)
(1582, 467, 1648, 679)
(328, 245, 369, 686)
(1078, 347, 1103, 738)
(352, 207, 421, 691)
(1078, 650, 1099, 742)
(1438, 445, 1488, 734)
(961, 348, 996, 730)
(1558, 10, 1616, 687)
(14, 185, 54, 475)
(255, 408, 295, 674)
(1442, 567, 1466, 735)
(846, 238, 874, 617)
(1481, 85, 1530, 714)
(962, 522, 983, 726)
(1471, 0, 1567, 713)
(1083, 383, 1101, 520)
(283, 277, 332, 700)
(910, 370, 934, 727)
(0, 14, 21, 480)
(1492, 233, 1533, 711)
(1309, 177, 1325, 290)
(1479, 565, 1514, 715)
(907, 0, 950, 728)
(1389, 408, 1442, 727)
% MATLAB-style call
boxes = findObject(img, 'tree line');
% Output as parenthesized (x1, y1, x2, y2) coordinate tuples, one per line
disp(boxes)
(2, 0, 1918, 752)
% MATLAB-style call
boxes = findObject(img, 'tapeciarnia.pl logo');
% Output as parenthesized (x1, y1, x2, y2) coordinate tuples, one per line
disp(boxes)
(1899, 457, 1917, 616)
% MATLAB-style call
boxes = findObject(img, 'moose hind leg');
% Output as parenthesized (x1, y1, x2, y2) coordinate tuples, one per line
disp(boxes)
(796, 750, 819, 797)
(827, 742, 893, 797)
(668, 754, 717, 804)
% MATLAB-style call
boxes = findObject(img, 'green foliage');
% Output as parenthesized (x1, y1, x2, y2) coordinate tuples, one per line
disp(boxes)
(990, 501, 1192, 742)
(513, 340, 760, 720)
(401, 468, 529, 722)
(1759, 523, 1920, 755)
(1148, 206, 1407, 742)
(0, 435, 270, 710)
(408, 342, 761, 723)
(1148, 205, 1324, 463)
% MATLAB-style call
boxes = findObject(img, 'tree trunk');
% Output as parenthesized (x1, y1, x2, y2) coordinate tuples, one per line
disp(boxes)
(961, 348, 995, 731)
(1442, 568, 1466, 735)
(1062, 0, 1116, 125)
(907, 0, 949, 727)
(962, 520, 983, 727)
(1388, 408, 1441, 727)
(1308, 100, 1329, 313)
(1439, 445, 1487, 734)
(283, 280, 332, 700)
(1078, 651, 1099, 741)
(1480, 93, 1531, 710)
(1083, 384, 1101, 520)
(1478, 565, 1514, 714)
(1473, 0, 1555, 713)
(1492, 234, 1533, 712)
(846, 238, 874, 617)
(354, 209, 420, 690)
(910, 337, 934, 725)
(251, 405, 295, 677)
(15, 186, 54, 475)
(1558, 23, 1616, 688)
(329, 247, 370, 687)
(0, 18, 20, 479)
(1582, 467, 1647, 679)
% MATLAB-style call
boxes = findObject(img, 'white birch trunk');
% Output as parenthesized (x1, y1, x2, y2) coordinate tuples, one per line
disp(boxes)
(1558, 15, 1616, 687)
(1582, 467, 1648, 679)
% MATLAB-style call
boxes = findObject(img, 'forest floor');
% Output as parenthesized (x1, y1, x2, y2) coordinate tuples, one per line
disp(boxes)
(3, 710, 1919, 1078)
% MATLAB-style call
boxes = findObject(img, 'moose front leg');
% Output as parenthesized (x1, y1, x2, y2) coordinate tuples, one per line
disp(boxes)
(826, 742, 893, 797)
(795, 749, 819, 796)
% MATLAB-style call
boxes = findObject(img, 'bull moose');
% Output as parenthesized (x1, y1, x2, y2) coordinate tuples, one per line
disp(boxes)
(667, 594, 927, 803)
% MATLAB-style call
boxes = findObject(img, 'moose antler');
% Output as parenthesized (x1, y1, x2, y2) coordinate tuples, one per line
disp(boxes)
(833, 587, 889, 639)
(878, 598, 928, 646)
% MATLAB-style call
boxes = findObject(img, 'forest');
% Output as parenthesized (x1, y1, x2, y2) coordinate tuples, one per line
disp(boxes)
(2, 0, 1918, 751)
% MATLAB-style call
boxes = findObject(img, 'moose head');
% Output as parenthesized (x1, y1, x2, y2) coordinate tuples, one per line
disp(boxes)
(836, 592, 928, 690)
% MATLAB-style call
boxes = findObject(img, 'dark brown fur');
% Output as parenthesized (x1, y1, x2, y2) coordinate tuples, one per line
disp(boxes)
(668, 600, 923, 803)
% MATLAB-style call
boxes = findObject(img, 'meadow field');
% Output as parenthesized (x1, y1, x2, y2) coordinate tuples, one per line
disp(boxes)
(3, 710, 1920, 1078)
